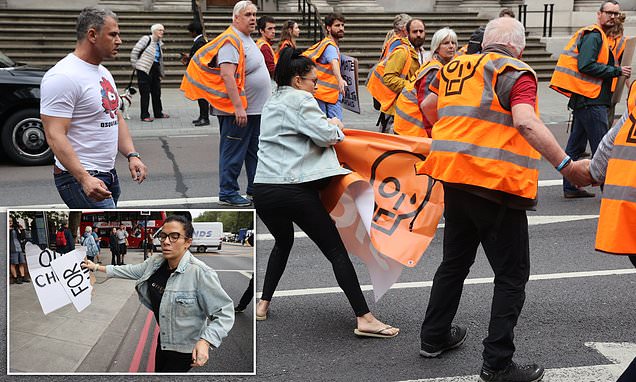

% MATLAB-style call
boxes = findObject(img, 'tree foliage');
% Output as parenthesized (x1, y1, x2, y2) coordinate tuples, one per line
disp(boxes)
(193, 211, 254, 232)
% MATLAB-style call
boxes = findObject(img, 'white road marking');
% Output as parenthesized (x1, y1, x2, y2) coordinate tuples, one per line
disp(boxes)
(255, 215, 599, 241)
(258, 268, 636, 298)
(0, 179, 569, 211)
(397, 342, 636, 382)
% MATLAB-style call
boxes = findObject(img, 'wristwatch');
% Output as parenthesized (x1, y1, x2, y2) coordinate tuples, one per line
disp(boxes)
(126, 152, 141, 160)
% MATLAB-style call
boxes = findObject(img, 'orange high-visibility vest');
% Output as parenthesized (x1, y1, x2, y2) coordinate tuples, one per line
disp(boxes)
(550, 24, 617, 98)
(416, 52, 541, 199)
(256, 38, 277, 64)
(276, 39, 295, 62)
(458, 44, 468, 55)
(609, 34, 627, 64)
(366, 43, 415, 113)
(627, 80, 636, 111)
(180, 26, 247, 114)
(393, 60, 442, 137)
(303, 37, 340, 104)
(380, 35, 404, 59)
(595, 108, 636, 255)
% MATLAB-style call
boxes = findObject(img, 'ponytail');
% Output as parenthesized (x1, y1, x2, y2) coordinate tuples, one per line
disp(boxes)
(274, 47, 315, 87)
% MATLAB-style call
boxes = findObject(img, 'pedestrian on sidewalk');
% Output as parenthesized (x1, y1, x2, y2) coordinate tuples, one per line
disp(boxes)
(9, 219, 30, 284)
(116, 224, 128, 265)
(253, 48, 399, 339)
(181, 0, 271, 207)
(93, 227, 102, 264)
(109, 227, 119, 265)
(131, 23, 169, 122)
(144, 228, 154, 260)
(81, 226, 99, 263)
(82, 215, 235, 372)
(181, 21, 210, 127)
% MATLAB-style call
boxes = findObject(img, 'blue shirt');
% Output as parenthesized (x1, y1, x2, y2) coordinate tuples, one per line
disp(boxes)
(318, 44, 339, 65)
(154, 42, 161, 62)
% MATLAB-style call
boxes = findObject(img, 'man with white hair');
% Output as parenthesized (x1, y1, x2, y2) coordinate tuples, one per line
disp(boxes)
(182, 0, 270, 206)
(131, 23, 168, 122)
(417, 17, 593, 382)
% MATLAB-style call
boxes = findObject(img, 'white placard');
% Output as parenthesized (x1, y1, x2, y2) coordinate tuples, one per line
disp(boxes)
(25, 242, 71, 315)
(340, 54, 360, 114)
(50, 249, 92, 313)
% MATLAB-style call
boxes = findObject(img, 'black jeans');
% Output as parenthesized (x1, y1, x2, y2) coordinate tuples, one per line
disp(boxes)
(254, 182, 370, 317)
(137, 62, 163, 119)
(197, 99, 209, 121)
(420, 185, 530, 370)
(154, 336, 192, 372)
(237, 274, 254, 309)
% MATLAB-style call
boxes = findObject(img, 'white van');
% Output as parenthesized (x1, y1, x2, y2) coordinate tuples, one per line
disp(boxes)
(154, 222, 223, 252)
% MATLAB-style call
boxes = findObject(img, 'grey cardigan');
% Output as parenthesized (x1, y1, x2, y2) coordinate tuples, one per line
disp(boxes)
(254, 86, 350, 184)
(106, 250, 234, 352)
(130, 35, 165, 77)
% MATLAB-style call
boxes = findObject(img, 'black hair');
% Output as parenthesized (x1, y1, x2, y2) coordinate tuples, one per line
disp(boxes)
(324, 12, 345, 27)
(187, 21, 203, 35)
(274, 48, 315, 87)
(76, 6, 117, 41)
(257, 15, 275, 33)
(164, 215, 194, 239)
(406, 19, 425, 33)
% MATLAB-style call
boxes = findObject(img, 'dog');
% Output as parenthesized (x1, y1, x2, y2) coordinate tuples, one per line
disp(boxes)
(119, 86, 137, 120)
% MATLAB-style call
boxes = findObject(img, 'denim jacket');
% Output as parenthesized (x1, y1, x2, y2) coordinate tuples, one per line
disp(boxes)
(254, 86, 351, 184)
(106, 250, 234, 353)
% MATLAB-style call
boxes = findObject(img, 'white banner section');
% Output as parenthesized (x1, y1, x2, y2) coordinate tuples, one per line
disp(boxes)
(49, 248, 92, 313)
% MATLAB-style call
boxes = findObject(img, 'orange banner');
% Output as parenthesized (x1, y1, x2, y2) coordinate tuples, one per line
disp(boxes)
(321, 129, 444, 300)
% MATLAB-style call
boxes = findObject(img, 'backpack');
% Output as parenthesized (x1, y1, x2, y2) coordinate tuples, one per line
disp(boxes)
(56, 231, 67, 247)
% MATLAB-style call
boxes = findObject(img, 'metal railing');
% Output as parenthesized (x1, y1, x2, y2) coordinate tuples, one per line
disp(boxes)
(518, 3, 555, 37)
(298, 0, 324, 42)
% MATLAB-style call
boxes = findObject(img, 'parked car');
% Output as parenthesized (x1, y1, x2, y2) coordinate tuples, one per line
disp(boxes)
(0, 51, 52, 165)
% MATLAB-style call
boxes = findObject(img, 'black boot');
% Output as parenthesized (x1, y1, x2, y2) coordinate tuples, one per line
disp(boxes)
(480, 362, 545, 382)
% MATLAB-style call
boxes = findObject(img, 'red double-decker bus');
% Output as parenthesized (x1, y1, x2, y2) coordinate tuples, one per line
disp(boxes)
(79, 211, 167, 249)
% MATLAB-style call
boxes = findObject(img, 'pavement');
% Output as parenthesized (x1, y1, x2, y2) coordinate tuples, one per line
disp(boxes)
(123, 80, 629, 138)
(8, 242, 253, 374)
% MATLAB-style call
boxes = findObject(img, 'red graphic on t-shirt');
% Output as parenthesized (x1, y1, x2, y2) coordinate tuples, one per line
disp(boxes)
(100, 77, 119, 118)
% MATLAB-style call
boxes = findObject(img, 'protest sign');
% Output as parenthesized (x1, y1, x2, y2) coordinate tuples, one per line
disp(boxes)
(612, 37, 635, 104)
(50, 249, 92, 313)
(321, 130, 444, 300)
(340, 54, 360, 113)
(25, 242, 71, 315)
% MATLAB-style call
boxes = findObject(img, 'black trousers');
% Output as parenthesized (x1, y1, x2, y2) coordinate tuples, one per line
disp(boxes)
(254, 182, 370, 317)
(137, 63, 163, 119)
(420, 186, 530, 370)
(237, 274, 254, 309)
(197, 99, 210, 121)
(154, 336, 192, 372)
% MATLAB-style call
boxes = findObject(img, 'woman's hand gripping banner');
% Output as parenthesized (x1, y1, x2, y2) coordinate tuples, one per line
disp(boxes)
(321, 129, 444, 301)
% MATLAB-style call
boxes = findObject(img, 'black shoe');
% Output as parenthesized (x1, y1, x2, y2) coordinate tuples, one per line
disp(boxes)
(193, 119, 210, 127)
(22, 277, 30, 283)
(479, 362, 545, 382)
(564, 189, 595, 198)
(15, 277, 23, 284)
(420, 325, 467, 357)
(234, 305, 246, 313)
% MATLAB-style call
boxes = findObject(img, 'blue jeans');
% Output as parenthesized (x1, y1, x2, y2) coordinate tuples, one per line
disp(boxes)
(217, 115, 259, 198)
(54, 169, 120, 208)
(317, 99, 343, 120)
(563, 105, 608, 192)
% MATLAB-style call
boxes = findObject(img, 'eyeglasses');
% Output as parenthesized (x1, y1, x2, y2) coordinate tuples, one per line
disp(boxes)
(602, 10, 621, 17)
(301, 77, 318, 86)
(158, 231, 184, 243)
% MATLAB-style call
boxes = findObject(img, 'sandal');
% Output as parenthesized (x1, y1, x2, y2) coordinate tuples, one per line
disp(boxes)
(141, 117, 154, 122)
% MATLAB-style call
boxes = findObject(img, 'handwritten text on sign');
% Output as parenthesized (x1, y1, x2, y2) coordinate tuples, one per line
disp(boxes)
(340, 54, 360, 114)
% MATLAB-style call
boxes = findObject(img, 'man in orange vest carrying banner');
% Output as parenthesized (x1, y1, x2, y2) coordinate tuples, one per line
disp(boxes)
(302, 13, 347, 120)
(417, 17, 593, 382)
(181, 0, 271, 207)
(550, 0, 631, 199)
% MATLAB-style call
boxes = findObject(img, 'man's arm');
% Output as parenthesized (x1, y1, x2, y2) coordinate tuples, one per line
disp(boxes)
(420, 92, 439, 125)
(260, 45, 276, 78)
(117, 111, 147, 183)
(219, 62, 247, 126)
(330, 58, 347, 95)
(512, 103, 592, 187)
(383, 48, 409, 94)
(42, 115, 112, 201)
(578, 31, 630, 78)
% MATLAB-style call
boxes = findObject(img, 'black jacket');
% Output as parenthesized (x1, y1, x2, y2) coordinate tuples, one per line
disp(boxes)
(189, 35, 207, 64)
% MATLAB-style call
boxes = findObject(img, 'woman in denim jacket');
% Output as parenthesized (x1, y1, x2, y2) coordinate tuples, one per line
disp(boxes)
(83, 215, 235, 371)
(253, 48, 399, 339)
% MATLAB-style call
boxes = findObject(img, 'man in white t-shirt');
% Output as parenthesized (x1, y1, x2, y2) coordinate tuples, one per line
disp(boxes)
(41, 6, 147, 208)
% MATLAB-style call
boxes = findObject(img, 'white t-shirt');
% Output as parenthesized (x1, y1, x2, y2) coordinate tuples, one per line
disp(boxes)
(213, 26, 271, 115)
(41, 53, 120, 172)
